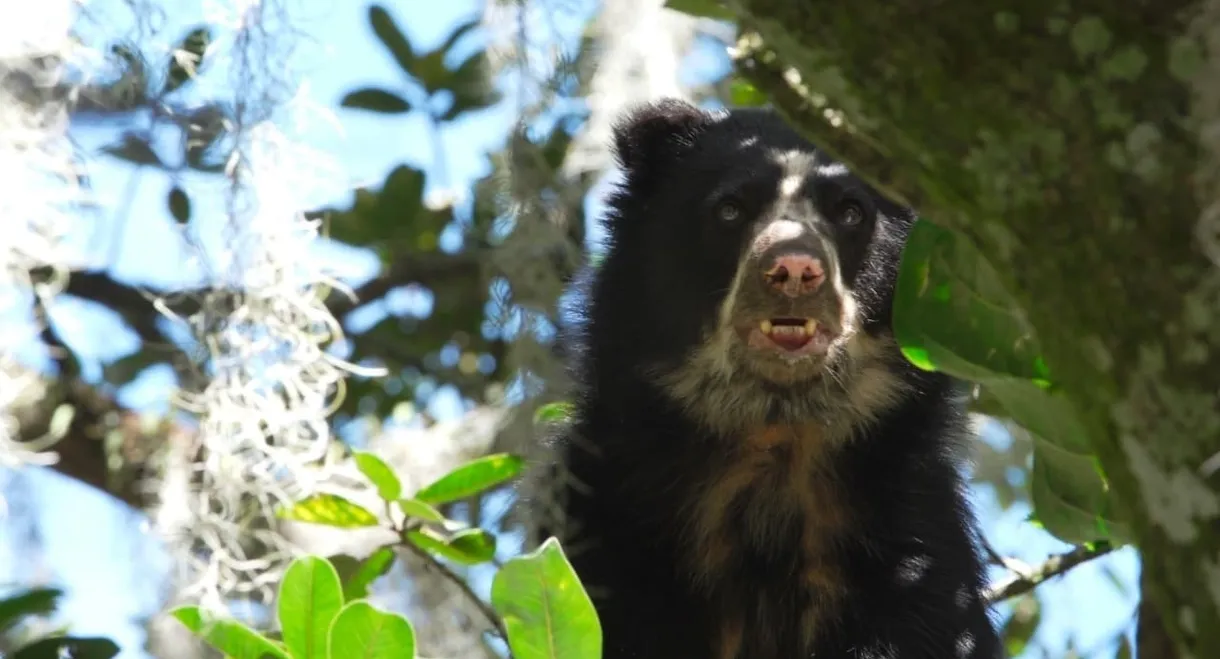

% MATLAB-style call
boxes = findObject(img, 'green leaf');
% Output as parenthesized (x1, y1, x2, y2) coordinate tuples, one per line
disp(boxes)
(102, 133, 163, 167)
(327, 601, 416, 659)
(664, 0, 734, 20)
(438, 52, 501, 122)
(414, 453, 524, 505)
(406, 527, 496, 565)
(533, 402, 573, 425)
(0, 587, 62, 634)
(397, 498, 446, 524)
(278, 556, 344, 659)
(892, 219, 1129, 545)
(368, 5, 416, 74)
(412, 20, 481, 95)
(893, 220, 1046, 383)
(277, 493, 381, 529)
(164, 26, 211, 94)
(329, 547, 397, 601)
(341, 88, 413, 114)
(490, 537, 601, 659)
(354, 451, 403, 501)
(171, 606, 290, 659)
(12, 636, 120, 659)
(1000, 594, 1040, 658)
(168, 186, 191, 224)
(729, 78, 768, 107)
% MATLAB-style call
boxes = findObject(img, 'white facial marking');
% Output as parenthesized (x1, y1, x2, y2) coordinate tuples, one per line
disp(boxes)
(780, 174, 803, 199)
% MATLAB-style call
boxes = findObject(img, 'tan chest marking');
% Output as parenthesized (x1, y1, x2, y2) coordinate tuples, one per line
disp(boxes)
(686, 424, 852, 655)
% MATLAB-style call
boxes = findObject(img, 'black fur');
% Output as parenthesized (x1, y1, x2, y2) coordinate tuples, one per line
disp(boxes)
(545, 100, 1003, 659)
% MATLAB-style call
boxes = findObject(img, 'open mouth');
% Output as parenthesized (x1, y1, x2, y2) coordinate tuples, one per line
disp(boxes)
(742, 317, 837, 356)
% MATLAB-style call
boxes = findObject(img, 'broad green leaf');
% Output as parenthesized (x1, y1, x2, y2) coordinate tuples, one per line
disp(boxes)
(164, 26, 211, 94)
(414, 453, 524, 505)
(279, 556, 344, 659)
(354, 451, 403, 501)
(533, 402, 573, 425)
(397, 498, 446, 524)
(277, 494, 380, 529)
(729, 78, 767, 107)
(168, 186, 191, 225)
(892, 219, 1128, 545)
(664, 0, 734, 20)
(406, 528, 496, 565)
(171, 606, 290, 659)
(0, 587, 62, 634)
(12, 636, 120, 659)
(328, 548, 397, 601)
(327, 601, 416, 659)
(490, 537, 601, 659)
(893, 220, 1047, 384)
(368, 5, 416, 74)
(341, 89, 412, 114)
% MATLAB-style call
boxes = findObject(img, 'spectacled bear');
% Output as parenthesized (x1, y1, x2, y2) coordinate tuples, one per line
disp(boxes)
(546, 98, 1004, 659)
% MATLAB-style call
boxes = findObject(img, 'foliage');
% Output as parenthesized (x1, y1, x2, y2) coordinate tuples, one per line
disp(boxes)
(892, 219, 1131, 546)
(176, 449, 601, 659)
(0, 588, 120, 659)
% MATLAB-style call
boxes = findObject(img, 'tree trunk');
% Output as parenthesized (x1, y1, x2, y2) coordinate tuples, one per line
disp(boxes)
(731, 0, 1220, 655)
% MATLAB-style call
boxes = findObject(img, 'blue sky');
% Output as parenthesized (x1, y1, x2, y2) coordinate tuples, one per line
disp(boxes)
(1, 2, 1139, 657)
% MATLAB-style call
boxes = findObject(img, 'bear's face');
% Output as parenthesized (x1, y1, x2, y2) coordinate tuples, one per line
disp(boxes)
(595, 99, 913, 435)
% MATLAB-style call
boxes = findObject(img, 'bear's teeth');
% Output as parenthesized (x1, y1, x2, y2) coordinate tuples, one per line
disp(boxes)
(760, 320, 818, 336)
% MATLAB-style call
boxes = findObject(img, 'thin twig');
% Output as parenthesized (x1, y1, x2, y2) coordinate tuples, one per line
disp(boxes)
(985, 541, 1116, 603)
(399, 534, 509, 641)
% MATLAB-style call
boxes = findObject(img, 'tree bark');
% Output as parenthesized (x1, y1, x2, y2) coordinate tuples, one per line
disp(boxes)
(731, 0, 1220, 655)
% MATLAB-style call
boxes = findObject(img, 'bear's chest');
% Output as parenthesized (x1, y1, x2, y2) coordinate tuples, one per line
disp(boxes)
(681, 424, 853, 656)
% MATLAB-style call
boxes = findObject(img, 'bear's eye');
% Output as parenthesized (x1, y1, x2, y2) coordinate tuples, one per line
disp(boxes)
(838, 202, 865, 227)
(714, 199, 743, 223)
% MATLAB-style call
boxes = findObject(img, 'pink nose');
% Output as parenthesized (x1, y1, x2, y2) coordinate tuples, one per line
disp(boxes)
(763, 254, 825, 297)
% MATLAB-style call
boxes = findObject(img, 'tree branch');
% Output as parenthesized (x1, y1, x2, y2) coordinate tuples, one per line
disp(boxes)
(400, 536, 508, 641)
(985, 542, 1116, 603)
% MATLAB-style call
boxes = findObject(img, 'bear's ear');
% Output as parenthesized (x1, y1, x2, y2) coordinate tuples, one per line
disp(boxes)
(612, 98, 710, 176)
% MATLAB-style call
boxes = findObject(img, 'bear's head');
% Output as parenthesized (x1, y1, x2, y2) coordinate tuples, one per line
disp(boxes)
(583, 98, 918, 436)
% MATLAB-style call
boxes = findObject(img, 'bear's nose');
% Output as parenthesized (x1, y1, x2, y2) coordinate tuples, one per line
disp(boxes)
(762, 253, 825, 297)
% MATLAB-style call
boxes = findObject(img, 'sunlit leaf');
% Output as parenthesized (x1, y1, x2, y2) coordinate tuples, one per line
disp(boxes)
(278, 556, 343, 659)
(277, 494, 380, 529)
(172, 606, 290, 659)
(406, 527, 496, 565)
(490, 537, 601, 659)
(327, 601, 416, 659)
(413, 453, 524, 504)
(354, 451, 403, 501)
(729, 78, 767, 107)
(397, 498, 446, 524)
(533, 402, 573, 425)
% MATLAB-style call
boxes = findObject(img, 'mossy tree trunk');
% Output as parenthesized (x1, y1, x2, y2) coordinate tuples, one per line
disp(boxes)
(731, 0, 1220, 655)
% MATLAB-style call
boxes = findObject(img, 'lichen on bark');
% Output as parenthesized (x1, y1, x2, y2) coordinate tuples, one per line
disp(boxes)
(729, 0, 1220, 654)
